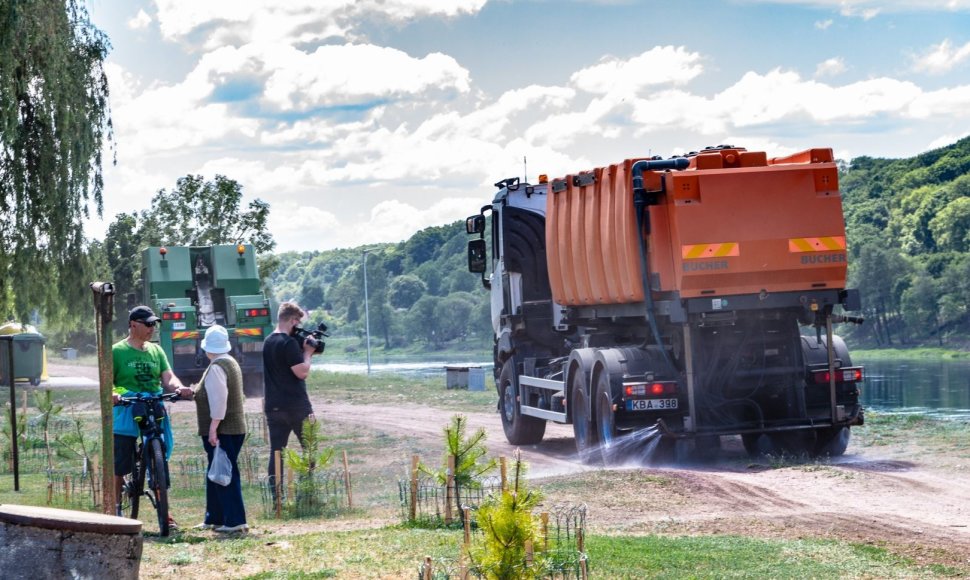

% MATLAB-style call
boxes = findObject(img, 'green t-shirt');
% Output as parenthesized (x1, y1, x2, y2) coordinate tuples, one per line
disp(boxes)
(112, 339, 171, 396)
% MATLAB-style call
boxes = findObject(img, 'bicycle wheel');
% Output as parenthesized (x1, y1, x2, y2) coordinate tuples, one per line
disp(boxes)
(121, 450, 144, 520)
(149, 437, 170, 536)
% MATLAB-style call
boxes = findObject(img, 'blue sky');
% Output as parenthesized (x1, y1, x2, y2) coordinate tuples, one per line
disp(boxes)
(85, 0, 970, 252)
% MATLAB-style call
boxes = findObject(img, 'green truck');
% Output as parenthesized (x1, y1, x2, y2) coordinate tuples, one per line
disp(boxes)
(139, 243, 272, 397)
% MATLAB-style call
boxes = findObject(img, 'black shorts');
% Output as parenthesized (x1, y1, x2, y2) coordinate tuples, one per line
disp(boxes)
(114, 434, 137, 476)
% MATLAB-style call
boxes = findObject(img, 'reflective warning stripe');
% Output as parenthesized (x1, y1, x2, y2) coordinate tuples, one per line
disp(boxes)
(235, 328, 263, 337)
(682, 243, 740, 259)
(788, 236, 846, 252)
(171, 331, 199, 340)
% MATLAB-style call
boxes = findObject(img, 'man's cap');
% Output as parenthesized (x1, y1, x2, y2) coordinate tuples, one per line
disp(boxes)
(129, 305, 160, 323)
(201, 325, 231, 354)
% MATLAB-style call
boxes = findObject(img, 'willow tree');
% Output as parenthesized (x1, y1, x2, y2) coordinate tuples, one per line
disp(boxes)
(0, 0, 112, 324)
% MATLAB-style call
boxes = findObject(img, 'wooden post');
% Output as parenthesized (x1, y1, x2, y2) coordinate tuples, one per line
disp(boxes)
(422, 556, 432, 580)
(286, 464, 294, 503)
(577, 527, 585, 553)
(90, 282, 115, 513)
(409, 454, 419, 521)
(342, 450, 353, 509)
(463, 506, 471, 546)
(458, 546, 469, 580)
(541, 512, 549, 551)
(500, 456, 507, 491)
(274, 450, 283, 518)
(47, 481, 53, 505)
(445, 454, 455, 524)
(580, 557, 588, 580)
(65, 475, 71, 504)
(525, 540, 534, 567)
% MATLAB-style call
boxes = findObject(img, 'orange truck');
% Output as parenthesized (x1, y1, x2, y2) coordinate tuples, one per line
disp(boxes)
(466, 145, 864, 462)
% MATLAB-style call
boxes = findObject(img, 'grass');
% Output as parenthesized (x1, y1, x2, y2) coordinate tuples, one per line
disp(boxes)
(852, 347, 970, 360)
(1, 373, 969, 578)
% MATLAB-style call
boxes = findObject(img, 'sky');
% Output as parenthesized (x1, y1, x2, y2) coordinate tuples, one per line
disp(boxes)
(84, 0, 970, 253)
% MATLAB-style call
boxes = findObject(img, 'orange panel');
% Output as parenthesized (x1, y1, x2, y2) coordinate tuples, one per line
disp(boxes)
(545, 148, 847, 305)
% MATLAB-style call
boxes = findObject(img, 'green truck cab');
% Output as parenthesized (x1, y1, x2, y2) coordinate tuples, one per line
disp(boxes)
(140, 244, 272, 397)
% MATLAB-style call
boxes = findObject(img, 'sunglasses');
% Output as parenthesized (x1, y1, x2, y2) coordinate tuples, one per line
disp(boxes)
(134, 319, 157, 328)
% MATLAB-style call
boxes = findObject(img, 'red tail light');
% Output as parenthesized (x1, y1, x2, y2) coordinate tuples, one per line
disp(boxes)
(624, 381, 677, 396)
(813, 367, 863, 384)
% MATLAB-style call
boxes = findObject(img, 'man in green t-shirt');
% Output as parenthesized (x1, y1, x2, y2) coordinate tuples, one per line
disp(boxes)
(112, 305, 192, 520)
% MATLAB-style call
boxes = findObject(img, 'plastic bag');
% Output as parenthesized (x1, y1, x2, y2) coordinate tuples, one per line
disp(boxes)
(208, 444, 232, 486)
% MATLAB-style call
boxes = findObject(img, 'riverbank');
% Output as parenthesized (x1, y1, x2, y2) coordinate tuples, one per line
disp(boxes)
(853, 346, 970, 360)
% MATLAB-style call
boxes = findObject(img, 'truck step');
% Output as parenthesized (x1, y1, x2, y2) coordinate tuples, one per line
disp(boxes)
(520, 405, 566, 422)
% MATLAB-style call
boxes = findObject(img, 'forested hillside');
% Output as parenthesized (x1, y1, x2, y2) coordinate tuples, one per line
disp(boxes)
(842, 135, 970, 347)
(268, 221, 492, 355)
(271, 136, 970, 355)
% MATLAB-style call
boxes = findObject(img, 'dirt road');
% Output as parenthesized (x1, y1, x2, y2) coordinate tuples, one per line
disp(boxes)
(48, 362, 970, 568)
(317, 400, 970, 569)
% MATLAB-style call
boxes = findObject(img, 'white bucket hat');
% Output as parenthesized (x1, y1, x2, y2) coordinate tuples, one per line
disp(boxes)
(201, 325, 231, 354)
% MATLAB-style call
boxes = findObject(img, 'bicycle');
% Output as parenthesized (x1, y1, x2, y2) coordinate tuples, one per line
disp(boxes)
(116, 391, 180, 536)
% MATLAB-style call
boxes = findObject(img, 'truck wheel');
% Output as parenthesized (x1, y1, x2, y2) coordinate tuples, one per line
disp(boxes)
(498, 360, 546, 446)
(570, 368, 598, 462)
(594, 369, 624, 465)
(814, 426, 850, 457)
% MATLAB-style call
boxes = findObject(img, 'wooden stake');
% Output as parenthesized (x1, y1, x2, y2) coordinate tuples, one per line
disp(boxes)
(409, 454, 419, 521)
(274, 450, 282, 518)
(445, 454, 455, 524)
(577, 527, 585, 553)
(541, 512, 549, 551)
(286, 463, 294, 502)
(580, 557, 588, 580)
(423, 556, 432, 580)
(342, 450, 353, 509)
(525, 540, 534, 567)
(500, 456, 507, 491)
(65, 474, 71, 503)
(458, 546, 469, 580)
(463, 506, 471, 546)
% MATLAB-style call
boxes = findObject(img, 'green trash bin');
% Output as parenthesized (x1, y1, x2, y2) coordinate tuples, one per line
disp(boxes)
(0, 333, 45, 386)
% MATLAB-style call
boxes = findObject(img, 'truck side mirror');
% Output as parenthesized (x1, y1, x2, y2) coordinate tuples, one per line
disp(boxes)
(468, 239, 487, 273)
(465, 215, 485, 235)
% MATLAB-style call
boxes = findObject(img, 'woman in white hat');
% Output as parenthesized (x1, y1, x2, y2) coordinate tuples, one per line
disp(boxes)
(192, 325, 248, 532)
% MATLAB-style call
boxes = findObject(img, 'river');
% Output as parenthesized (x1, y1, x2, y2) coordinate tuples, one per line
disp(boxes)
(314, 356, 970, 418)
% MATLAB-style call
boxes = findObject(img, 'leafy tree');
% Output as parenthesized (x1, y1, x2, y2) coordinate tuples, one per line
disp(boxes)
(388, 274, 427, 310)
(929, 197, 970, 253)
(103, 174, 278, 299)
(0, 0, 112, 322)
(300, 284, 325, 311)
(435, 293, 476, 342)
(408, 295, 441, 346)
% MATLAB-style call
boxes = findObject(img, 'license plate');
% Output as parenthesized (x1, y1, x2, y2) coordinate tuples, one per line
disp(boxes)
(627, 398, 678, 411)
(172, 322, 186, 330)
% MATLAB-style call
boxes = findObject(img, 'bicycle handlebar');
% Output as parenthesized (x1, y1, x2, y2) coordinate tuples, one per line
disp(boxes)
(115, 391, 181, 406)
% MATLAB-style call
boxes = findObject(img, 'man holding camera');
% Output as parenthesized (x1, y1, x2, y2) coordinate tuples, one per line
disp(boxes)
(263, 301, 317, 493)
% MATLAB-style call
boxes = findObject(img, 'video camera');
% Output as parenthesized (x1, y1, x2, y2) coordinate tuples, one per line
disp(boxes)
(293, 322, 329, 354)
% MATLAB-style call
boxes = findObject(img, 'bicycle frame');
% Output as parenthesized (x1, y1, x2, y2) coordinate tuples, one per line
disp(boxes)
(118, 392, 178, 536)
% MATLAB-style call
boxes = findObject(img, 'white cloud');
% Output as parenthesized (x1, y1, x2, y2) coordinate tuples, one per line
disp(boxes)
(153, 0, 487, 47)
(911, 39, 970, 75)
(815, 19, 833, 29)
(815, 57, 847, 77)
(127, 9, 152, 30)
(759, 0, 970, 15)
(926, 132, 970, 150)
(570, 46, 703, 95)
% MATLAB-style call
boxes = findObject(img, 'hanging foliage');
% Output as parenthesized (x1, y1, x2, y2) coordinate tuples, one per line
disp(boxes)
(0, 0, 113, 321)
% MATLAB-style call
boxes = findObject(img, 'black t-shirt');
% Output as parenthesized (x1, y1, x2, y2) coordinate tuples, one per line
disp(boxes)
(262, 331, 312, 414)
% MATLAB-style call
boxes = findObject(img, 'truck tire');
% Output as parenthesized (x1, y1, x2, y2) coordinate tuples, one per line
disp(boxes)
(593, 367, 623, 465)
(498, 360, 546, 446)
(814, 426, 850, 457)
(570, 365, 598, 461)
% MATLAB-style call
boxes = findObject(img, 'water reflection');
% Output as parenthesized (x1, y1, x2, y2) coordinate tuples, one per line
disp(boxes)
(858, 357, 970, 418)
(313, 357, 970, 418)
